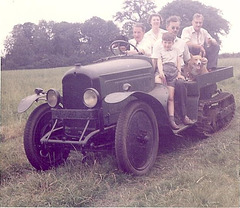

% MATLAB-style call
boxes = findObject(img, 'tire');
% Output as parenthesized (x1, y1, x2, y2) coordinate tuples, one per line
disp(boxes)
(115, 100, 159, 175)
(24, 103, 69, 171)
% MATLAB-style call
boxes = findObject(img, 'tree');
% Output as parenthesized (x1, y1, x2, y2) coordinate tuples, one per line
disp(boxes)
(50, 21, 83, 67)
(80, 16, 120, 64)
(114, 0, 157, 37)
(2, 17, 121, 69)
(160, 0, 230, 43)
(4, 23, 36, 69)
(3, 21, 83, 69)
(32, 20, 54, 55)
(2, 0, 230, 70)
(31, 20, 55, 67)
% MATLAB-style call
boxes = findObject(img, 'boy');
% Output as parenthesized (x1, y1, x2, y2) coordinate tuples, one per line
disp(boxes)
(156, 32, 185, 130)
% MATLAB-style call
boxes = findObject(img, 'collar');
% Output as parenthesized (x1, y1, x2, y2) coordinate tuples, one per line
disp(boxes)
(189, 26, 202, 34)
(174, 37, 179, 42)
(164, 47, 173, 52)
(149, 28, 167, 35)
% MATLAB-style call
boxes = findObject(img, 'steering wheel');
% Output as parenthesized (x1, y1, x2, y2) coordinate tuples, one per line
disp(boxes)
(110, 40, 139, 56)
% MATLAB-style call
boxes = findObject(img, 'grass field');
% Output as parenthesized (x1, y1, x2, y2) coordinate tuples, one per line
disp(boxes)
(0, 58, 239, 207)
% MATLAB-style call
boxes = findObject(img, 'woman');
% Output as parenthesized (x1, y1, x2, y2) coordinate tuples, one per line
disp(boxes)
(144, 13, 167, 54)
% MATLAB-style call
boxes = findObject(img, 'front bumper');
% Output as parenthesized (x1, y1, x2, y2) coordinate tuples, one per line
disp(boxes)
(51, 108, 104, 136)
(40, 108, 110, 146)
(51, 108, 99, 120)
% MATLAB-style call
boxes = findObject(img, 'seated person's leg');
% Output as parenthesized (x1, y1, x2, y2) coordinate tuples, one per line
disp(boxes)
(175, 79, 187, 118)
(205, 44, 220, 70)
(168, 86, 179, 130)
(175, 79, 194, 125)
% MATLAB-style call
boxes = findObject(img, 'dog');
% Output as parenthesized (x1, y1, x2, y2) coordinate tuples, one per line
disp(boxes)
(184, 54, 209, 81)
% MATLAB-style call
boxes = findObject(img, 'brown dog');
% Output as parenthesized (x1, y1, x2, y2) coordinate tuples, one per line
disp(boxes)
(184, 54, 209, 80)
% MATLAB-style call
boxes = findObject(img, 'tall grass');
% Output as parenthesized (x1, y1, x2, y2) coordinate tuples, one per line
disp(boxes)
(1, 66, 70, 126)
(218, 58, 240, 107)
(0, 58, 239, 207)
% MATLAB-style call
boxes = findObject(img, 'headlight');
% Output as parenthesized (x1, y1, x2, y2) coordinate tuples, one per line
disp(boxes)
(83, 88, 99, 108)
(46, 89, 61, 107)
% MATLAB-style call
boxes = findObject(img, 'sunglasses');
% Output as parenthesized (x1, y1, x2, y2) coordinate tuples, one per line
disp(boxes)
(171, 26, 180, 30)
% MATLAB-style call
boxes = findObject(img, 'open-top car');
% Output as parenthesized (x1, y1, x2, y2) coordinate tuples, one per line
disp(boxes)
(18, 40, 235, 175)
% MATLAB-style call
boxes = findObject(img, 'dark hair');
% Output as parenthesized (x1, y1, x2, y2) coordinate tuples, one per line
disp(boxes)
(147, 13, 163, 25)
(166, 16, 181, 27)
(162, 32, 175, 41)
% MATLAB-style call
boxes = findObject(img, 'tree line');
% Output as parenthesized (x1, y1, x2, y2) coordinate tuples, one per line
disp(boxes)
(1, 0, 230, 70)
(2, 18, 120, 69)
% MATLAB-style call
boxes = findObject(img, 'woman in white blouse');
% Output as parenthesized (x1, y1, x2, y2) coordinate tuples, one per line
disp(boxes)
(144, 13, 167, 54)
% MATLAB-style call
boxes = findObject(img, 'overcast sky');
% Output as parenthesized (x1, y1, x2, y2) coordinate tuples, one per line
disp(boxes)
(0, 0, 239, 55)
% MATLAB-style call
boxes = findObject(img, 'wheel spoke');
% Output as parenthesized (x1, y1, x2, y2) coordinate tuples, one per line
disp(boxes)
(115, 101, 159, 175)
(127, 110, 154, 169)
(24, 104, 69, 170)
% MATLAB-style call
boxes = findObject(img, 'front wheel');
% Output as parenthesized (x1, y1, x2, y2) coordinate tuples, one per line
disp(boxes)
(24, 103, 69, 170)
(115, 101, 159, 175)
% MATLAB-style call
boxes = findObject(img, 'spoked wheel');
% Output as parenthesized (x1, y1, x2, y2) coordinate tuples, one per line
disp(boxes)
(24, 103, 69, 170)
(115, 100, 159, 175)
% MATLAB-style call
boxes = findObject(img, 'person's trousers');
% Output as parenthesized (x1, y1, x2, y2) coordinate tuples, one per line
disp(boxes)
(174, 79, 187, 118)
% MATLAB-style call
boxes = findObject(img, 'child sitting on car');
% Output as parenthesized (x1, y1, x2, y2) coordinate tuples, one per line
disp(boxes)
(155, 32, 193, 129)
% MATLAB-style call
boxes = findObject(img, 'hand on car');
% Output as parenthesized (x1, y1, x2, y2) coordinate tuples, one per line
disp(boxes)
(199, 45, 206, 57)
(159, 72, 167, 85)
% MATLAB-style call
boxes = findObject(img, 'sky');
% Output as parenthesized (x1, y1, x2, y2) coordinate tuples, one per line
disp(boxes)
(0, 0, 239, 55)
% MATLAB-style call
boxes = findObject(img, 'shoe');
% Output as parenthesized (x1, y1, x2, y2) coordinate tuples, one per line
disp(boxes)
(169, 116, 180, 130)
(183, 116, 194, 125)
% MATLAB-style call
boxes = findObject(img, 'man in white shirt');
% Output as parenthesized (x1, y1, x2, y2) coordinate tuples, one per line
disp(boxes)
(127, 23, 151, 57)
(181, 13, 220, 70)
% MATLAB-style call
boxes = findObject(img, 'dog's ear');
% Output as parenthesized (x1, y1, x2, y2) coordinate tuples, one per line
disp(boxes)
(199, 51, 203, 57)
(190, 53, 193, 58)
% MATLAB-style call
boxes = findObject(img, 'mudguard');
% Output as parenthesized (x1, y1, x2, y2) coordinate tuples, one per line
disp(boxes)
(18, 93, 46, 113)
(104, 84, 169, 111)
(104, 84, 170, 129)
(104, 91, 135, 104)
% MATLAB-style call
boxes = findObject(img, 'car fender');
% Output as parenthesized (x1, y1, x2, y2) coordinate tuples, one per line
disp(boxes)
(104, 91, 135, 104)
(104, 84, 170, 127)
(18, 93, 46, 113)
(105, 84, 168, 109)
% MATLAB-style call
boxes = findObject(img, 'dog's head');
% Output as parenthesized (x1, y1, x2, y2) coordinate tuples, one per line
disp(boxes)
(188, 54, 208, 76)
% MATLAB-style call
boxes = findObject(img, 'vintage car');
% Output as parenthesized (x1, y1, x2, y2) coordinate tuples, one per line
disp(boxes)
(18, 40, 235, 175)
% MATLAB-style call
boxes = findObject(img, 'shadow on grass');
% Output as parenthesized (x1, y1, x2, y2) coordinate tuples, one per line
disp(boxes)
(158, 126, 208, 155)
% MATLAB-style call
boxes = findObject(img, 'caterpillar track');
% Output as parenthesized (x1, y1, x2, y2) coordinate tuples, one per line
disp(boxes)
(195, 91, 235, 135)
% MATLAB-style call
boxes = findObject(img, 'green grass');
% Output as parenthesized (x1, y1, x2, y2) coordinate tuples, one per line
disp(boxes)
(0, 58, 239, 207)
(1, 66, 70, 127)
